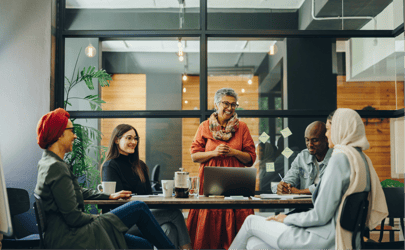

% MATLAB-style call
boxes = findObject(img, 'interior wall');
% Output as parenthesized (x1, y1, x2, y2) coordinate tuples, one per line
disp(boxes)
(145, 74, 182, 180)
(0, 0, 51, 236)
(100, 74, 147, 162)
(337, 76, 405, 182)
(286, 38, 337, 150)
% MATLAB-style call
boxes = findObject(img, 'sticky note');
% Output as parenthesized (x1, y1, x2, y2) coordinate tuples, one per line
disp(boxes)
(258, 132, 270, 143)
(280, 127, 292, 138)
(282, 147, 294, 159)
(266, 162, 275, 172)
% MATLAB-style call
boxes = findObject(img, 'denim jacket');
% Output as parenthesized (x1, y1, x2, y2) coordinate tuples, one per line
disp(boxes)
(272, 148, 333, 194)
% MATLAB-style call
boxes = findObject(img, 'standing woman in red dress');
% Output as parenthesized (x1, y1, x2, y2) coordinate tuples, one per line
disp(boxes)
(186, 88, 257, 249)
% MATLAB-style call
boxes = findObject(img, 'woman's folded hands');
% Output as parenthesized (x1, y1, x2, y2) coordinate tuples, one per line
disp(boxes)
(109, 190, 132, 200)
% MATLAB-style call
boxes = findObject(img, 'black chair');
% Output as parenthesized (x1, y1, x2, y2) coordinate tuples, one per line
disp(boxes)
(340, 191, 369, 249)
(2, 188, 40, 249)
(33, 193, 46, 248)
(371, 187, 405, 242)
(150, 164, 161, 193)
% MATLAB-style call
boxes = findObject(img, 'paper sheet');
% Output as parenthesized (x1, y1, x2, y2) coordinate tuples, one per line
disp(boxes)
(280, 127, 292, 138)
(258, 132, 270, 143)
(282, 147, 294, 159)
(266, 162, 275, 172)
(260, 194, 312, 200)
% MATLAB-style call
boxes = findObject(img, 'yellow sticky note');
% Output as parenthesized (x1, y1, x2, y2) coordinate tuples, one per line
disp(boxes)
(258, 132, 270, 143)
(282, 147, 294, 159)
(266, 162, 275, 172)
(280, 127, 292, 138)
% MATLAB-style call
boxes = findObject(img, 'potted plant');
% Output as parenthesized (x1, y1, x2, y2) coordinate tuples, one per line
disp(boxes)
(64, 49, 112, 213)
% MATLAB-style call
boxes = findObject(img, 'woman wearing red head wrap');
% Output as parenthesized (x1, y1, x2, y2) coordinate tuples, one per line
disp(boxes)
(34, 108, 175, 249)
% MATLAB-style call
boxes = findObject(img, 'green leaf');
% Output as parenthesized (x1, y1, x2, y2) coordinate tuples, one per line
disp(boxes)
(381, 179, 404, 188)
(84, 78, 95, 90)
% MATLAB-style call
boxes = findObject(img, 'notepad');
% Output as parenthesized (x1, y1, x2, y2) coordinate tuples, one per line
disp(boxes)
(260, 194, 312, 200)
(131, 194, 163, 198)
(225, 196, 249, 200)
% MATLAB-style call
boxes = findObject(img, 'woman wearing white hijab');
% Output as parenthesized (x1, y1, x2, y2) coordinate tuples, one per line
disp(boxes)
(230, 108, 388, 249)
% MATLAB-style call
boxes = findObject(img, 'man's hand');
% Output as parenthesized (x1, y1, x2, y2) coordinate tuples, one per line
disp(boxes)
(277, 182, 292, 194)
(266, 213, 287, 223)
(109, 190, 132, 200)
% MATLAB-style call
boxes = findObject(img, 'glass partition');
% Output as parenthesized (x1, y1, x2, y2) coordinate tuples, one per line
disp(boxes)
(65, 0, 199, 30)
(207, 38, 284, 111)
(342, 33, 404, 110)
(207, 0, 403, 31)
(65, 37, 200, 111)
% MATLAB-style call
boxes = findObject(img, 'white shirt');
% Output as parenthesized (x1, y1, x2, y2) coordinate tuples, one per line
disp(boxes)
(313, 159, 323, 184)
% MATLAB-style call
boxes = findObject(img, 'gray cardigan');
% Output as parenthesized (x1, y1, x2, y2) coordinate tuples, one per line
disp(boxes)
(277, 149, 370, 249)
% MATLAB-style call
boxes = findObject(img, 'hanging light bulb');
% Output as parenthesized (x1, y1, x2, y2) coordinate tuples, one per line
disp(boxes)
(241, 89, 245, 93)
(178, 38, 183, 48)
(179, 56, 184, 62)
(85, 44, 96, 57)
(248, 79, 252, 85)
(183, 87, 187, 92)
(182, 75, 187, 81)
(178, 50, 184, 56)
(185, 100, 188, 104)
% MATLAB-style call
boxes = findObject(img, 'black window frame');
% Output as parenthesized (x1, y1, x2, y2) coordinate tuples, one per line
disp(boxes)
(55, 0, 405, 122)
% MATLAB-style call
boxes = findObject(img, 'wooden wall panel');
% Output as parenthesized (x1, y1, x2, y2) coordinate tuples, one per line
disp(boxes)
(181, 118, 201, 177)
(181, 76, 200, 110)
(181, 76, 260, 179)
(101, 74, 146, 160)
(337, 76, 404, 182)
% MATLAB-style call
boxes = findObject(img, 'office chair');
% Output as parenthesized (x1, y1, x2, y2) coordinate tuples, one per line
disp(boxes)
(2, 188, 40, 249)
(150, 164, 161, 193)
(340, 191, 369, 249)
(33, 193, 47, 248)
(371, 187, 405, 243)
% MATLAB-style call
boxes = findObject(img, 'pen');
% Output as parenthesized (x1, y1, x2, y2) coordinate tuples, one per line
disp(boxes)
(278, 173, 291, 194)
(278, 173, 285, 182)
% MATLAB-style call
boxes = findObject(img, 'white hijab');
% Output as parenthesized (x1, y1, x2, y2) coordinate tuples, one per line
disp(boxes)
(332, 108, 388, 249)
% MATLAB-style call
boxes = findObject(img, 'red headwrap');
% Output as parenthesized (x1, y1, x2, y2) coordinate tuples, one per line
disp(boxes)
(36, 108, 70, 149)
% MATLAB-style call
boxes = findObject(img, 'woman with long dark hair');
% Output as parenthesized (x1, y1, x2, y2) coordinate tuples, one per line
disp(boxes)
(101, 124, 191, 250)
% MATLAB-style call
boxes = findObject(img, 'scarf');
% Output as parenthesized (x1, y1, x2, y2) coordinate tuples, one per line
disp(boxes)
(332, 108, 388, 250)
(208, 112, 239, 141)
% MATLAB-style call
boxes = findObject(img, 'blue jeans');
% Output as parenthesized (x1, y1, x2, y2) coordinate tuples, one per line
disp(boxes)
(110, 200, 175, 249)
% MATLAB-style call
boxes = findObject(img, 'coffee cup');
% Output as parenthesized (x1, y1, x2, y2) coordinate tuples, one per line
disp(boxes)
(161, 180, 174, 198)
(97, 181, 116, 194)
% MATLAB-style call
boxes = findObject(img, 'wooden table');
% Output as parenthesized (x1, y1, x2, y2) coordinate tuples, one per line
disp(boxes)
(85, 196, 313, 213)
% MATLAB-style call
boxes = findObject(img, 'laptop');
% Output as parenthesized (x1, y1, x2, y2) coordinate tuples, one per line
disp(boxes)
(203, 167, 256, 197)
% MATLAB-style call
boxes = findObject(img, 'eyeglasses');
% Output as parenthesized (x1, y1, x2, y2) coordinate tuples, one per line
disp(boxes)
(122, 136, 139, 142)
(65, 127, 76, 134)
(221, 101, 239, 109)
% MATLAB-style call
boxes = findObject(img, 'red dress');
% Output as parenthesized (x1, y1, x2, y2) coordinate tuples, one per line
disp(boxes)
(186, 120, 257, 250)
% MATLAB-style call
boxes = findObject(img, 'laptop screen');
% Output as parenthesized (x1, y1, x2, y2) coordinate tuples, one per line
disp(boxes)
(203, 167, 256, 197)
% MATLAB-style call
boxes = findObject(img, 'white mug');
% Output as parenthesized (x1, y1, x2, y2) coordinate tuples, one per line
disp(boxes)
(97, 181, 116, 194)
(161, 180, 174, 198)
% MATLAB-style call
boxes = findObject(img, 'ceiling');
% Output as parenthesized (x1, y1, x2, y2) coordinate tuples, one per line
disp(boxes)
(66, 0, 305, 9)
(67, 0, 401, 80)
